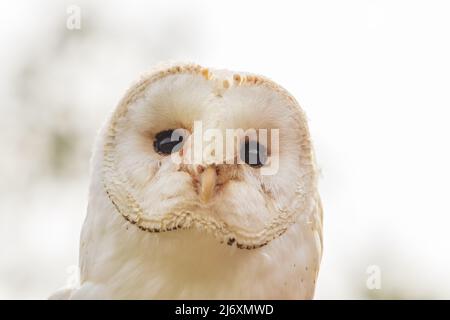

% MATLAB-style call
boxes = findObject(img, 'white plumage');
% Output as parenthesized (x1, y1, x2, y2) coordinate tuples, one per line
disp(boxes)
(50, 63, 323, 299)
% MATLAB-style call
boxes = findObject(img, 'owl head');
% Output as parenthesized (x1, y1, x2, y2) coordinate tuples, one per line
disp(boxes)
(102, 63, 317, 250)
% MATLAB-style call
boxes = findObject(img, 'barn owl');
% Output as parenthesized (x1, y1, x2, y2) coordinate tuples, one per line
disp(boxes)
(50, 63, 323, 299)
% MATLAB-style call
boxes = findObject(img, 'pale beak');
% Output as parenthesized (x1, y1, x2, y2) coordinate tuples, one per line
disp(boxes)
(199, 166, 217, 203)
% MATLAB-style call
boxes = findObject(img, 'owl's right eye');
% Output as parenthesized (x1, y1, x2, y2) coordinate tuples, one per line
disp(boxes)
(153, 129, 185, 155)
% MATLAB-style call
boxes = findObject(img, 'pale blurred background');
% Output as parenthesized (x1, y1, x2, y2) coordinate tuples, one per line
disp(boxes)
(1, 0, 450, 299)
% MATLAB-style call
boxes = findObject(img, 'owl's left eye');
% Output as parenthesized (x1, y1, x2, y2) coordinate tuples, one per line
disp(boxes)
(153, 129, 185, 155)
(240, 140, 267, 168)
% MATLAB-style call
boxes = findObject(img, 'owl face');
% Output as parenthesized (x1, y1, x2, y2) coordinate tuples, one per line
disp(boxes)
(103, 64, 316, 249)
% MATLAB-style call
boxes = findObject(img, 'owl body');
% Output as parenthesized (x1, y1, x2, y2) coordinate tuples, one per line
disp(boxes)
(51, 63, 322, 299)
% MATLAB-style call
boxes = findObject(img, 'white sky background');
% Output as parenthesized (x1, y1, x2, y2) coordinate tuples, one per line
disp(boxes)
(1, 0, 450, 299)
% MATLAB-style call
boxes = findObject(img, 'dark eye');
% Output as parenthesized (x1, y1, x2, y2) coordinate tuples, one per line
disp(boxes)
(153, 129, 185, 155)
(240, 141, 267, 168)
